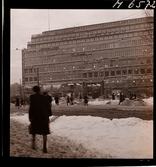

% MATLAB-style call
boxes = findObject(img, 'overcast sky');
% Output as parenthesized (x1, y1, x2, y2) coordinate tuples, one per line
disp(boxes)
(11, 9, 147, 84)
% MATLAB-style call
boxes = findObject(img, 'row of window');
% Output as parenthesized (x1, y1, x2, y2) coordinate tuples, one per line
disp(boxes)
(25, 67, 152, 82)
(25, 43, 152, 64)
(24, 56, 152, 71)
(43, 17, 148, 36)
(33, 23, 150, 42)
(25, 39, 152, 64)
(28, 30, 153, 49)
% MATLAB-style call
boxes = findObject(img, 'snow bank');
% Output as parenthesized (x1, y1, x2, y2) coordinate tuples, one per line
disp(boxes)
(143, 97, 153, 105)
(10, 114, 153, 158)
(88, 97, 153, 106)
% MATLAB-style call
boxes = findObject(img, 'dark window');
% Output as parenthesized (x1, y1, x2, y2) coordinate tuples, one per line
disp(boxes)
(146, 58, 151, 63)
(111, 71, 115, 76)
(116, 70, 121, 75)
(24, 69, 28, 73)
(94, 72, 98, 77)
(83, 73, 87, 78)
(25, 77, 28, 82)
(29, 77, 33, 81)
(29, 69, 32, 73)
(146, 68, 152, 73)
(34, 77, 37, 81)
(105, 71, 109, 76)
(140, 69, 145, 74)
(122, 70, 127, 75)
(128, 69, 133, 74)
(88, 73, 92, 77)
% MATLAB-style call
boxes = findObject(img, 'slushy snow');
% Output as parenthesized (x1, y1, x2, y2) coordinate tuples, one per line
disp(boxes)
(11, 114, 153, 158)
(88, 97, 153, 106)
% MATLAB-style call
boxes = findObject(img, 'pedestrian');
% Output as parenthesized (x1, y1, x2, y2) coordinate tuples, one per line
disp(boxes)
(16, 97, 20, 109)
(84, 94, 89, 106)
(112, 93, 115, 100)
(54, 95, 59, 105)
(122, 93, 125, 101)
(70, 96, 73, 105)
(21, 98, 24, 107)
(66, 95, 70, 106)
(23, 99, 26, 107)
(128, 91, 132, 100)
(133, 93, 136, 100)
(118, 92, 122, 105)
(28, 86, 52, 153)
(43, 92, 52, 115)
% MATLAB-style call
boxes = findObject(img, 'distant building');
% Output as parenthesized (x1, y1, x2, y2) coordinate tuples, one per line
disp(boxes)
(22, 17, 153, 97)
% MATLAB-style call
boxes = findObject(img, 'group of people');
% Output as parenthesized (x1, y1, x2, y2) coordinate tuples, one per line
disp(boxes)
(65, 94, 89, 106)
(65, 94, 75, 106)
(15, 97, 26, 109)
(112, 91, 137, 105)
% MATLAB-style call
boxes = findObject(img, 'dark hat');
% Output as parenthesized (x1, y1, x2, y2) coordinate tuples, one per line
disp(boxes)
(32, 86, 40, 93)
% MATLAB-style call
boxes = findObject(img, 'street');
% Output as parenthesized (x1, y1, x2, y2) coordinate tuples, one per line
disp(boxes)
(10, 101, 153, 120)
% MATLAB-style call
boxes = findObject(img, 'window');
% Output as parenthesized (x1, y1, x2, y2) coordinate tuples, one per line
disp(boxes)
(146, 67, 152, 73)
(116, 70, 121, 75)
(25, 77, 28, 82)
(140, 68, 145, 74)
(94, 72, 98, 77)
(29, 77, 33, 81)
(111, 71, 115, 76)
(29, 69, 32, 73)
(128, 69, 133, 74)
(122, 70, 127, 75)
(99, 71, 104, 77)
(146, 58, 151, 64)
(134, 69, 139, 74)
(88, 72, 92, 77)
(25, 69, 28, 73)
(105, 71, 109, 76)
(34, 77, 37, 81)
(83, 73, 87, 78)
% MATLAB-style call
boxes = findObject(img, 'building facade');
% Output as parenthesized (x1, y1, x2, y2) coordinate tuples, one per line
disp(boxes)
(22, 17, 153, 97)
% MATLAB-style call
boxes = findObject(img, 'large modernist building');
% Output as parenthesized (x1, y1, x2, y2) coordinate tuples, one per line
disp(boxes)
(22, 17, 153, 97)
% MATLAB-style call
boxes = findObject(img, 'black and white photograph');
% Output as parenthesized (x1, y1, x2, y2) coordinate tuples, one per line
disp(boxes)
(10, 9, 153, 159)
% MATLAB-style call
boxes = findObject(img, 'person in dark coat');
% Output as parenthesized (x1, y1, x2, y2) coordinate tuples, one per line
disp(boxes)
(54, 95, 59, 105)
(70, 95, 74, 105)
(84, 94, 89, 106)
(66, 95, 70, 106)
(119, 92, 125, 105)
(21, 98, 25, 107)
(112, 93, 115, 100)
(16, 97, 20, 109)
(118, 92, 122, 105)
(29, 86, 52, 153)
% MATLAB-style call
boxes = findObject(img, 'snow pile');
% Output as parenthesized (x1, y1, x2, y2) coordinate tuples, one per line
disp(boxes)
(89, 99, 110, 105)
(143, 97, 153, 106)
(105, 100, 119, 105)
(10, 114, 153, 158)
(120, 98, 147, 106)
(88, 97, 153, 106)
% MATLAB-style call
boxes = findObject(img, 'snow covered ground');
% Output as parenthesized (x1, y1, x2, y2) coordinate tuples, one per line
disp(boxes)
(88, 97, 153, 106)
(11, 113, 153, 158)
